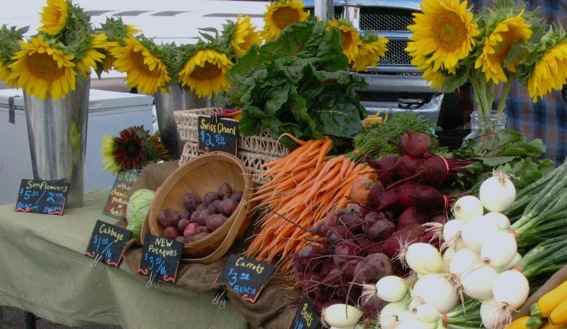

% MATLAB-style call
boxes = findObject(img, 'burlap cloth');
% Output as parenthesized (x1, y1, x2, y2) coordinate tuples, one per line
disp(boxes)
(119, 161, 302, 329)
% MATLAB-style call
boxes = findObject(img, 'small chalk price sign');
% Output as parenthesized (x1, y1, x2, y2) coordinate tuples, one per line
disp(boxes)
(85, 220, 132, 268)
(15, 179, 69, 215)
(216, 254, 276, 303)
(103, 170, 140, 219)
(137, 234, 183, 284)
(289, 298, 320, 329)
(197, 115, 238, 155)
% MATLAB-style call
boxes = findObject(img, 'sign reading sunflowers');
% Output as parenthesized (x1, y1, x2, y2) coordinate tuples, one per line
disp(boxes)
(0, 0, 136, 101)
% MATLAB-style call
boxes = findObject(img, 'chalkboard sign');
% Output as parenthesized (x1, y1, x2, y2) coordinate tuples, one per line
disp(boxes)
(103, 170, 140, 219)
(85, 220, 132, 267)
(216, 254, 276, 303)
(197, 115, 238, 155)
(15, 179, 69, 215)
(137, 234, 183, 284)
(289, 298, 320, 329)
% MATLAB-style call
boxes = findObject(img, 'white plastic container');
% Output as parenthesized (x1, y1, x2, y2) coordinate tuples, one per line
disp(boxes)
(0, 88, 154, 205)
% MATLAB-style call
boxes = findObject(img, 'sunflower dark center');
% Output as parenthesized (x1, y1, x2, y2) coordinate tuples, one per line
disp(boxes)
(190, 62, 222, 80)
(436, 12, 468, 51)
(26, 52, 66, 82)
(273, 7, 301, 30)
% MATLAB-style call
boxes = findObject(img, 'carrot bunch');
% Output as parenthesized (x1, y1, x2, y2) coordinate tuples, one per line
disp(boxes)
(245, 137, 376, 273)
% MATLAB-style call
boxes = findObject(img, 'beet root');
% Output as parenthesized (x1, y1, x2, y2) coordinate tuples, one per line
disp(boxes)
(398, 130, 432, 157)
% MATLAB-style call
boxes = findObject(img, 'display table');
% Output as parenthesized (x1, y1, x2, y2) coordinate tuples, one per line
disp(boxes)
(0, 189, 250, 329)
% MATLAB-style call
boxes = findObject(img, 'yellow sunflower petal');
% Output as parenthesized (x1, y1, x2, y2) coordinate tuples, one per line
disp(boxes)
(37, 0, 69, 36)
(327, 20, 362, 64)
(262, 0, 309, 41)
(407, 0, 479, 72)
(232, 14, 262, 57)
(110, 37, 171, 95)
(178, 49, 233, 98)
(8, 36, 76, 100)
(475, 11, 533, 84)
(528, 41, 567, 101)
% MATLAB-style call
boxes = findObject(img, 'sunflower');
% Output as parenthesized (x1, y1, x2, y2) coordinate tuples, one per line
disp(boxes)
(527, 40, 567, 101)
(352, 34, 389, 72)
(178, 48, 233, 98)
(101, 126, 169, 174)
(37, 0, 69, 36)
(8, 35, 76, 100)
(94, 17, 140, 75)
(475, 12, 533, 84)
(111, 126, 147, 173)
(75, 33, 108, 77)
(110, 36, 171, 95)
(101, 135, 121, 174)
(327, 19, 361, 64)
(407, 0, 479, 72)
(230, 14, 262, 57)
(262, 0, 309, 41)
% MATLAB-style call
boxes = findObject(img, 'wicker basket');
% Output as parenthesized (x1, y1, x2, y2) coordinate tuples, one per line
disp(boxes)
(174, 108, 290, 185)
(144, 152, 254, 264)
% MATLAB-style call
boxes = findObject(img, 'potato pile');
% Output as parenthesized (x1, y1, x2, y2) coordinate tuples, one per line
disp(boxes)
(157, 183, 243, 243)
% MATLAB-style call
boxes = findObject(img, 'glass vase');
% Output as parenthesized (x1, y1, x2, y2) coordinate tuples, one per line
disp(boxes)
(463, 111, 507, 147)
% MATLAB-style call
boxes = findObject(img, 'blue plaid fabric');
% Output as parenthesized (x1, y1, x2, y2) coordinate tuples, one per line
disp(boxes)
(469, 0, 567, 165)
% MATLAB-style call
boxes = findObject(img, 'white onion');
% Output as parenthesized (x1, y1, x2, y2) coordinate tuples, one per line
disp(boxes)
(452, 195, 484, 220)
(405, 242, 445, 275)
(480, 230, 518, 268)
(483, 211, 511, 230)
(492, 270, 530, 309)
(413, 303, 442, 323)
(322, 303, 363, 329)
(460, 264, 498, 300)
(461, 215, 500, 252)
(479, 171, 516, 212)
(376, 275, 409, 303)
(480, 297, 502, 329)
(449, 247, 481, 278)
(412, 274, 458, 313)
(379, 301, 407, 329)
(442, 219, 466, 250)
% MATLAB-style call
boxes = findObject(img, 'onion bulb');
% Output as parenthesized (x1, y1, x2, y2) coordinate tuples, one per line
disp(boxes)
(412, 273, 458, 313)
(461, 215, 500, 252)
(452, 195, 484, 220)
(376, 275, 409, 302)
(492, 270, 530, 309)
(460, 264, 498, 300)
(321, 303, 363, 329)
(404, 242, 445, 275)
(480, 230, 517, 268)
(479, 171, 516, 212)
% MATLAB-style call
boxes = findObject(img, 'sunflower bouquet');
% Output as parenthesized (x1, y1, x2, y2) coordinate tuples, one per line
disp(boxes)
(110, 14, 262, 98)
(406, 0, 567, 119)
(101, 126, 170, 174)
(0, 0, 128, 101)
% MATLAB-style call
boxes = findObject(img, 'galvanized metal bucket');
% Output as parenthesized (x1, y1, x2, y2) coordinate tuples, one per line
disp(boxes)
(154, 85, 211, 160)
(23, 76, 90, 208)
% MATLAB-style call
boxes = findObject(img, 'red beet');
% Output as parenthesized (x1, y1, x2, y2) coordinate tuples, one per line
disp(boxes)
(351, 253, 393, 285)
(396, 206, 429, 229)
(395, 154, 421, 178)
(381, 223, 426, 258)
(365, 154, 400, 187)
(398, 130, 431, 157)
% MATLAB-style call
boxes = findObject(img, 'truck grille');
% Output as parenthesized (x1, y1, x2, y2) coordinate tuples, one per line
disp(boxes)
(331, 4, 419, 72)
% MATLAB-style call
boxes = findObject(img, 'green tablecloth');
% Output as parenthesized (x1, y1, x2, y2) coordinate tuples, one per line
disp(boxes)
(0, 189, 249, 329)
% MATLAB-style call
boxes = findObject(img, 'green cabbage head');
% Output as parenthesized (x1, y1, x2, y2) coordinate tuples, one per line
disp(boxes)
(126, 189, 156, 239)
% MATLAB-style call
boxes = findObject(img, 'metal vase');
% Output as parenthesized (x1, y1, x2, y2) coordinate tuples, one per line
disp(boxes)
(154, 85, 212, 160)
(24, 76, 90, 208)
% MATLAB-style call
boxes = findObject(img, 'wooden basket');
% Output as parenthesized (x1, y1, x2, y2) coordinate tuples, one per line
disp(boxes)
(174, 108, 289, 185)
(144, 152, 254, 263)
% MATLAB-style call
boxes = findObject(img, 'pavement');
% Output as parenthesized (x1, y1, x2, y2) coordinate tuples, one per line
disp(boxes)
(1, 307, 122, 329)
